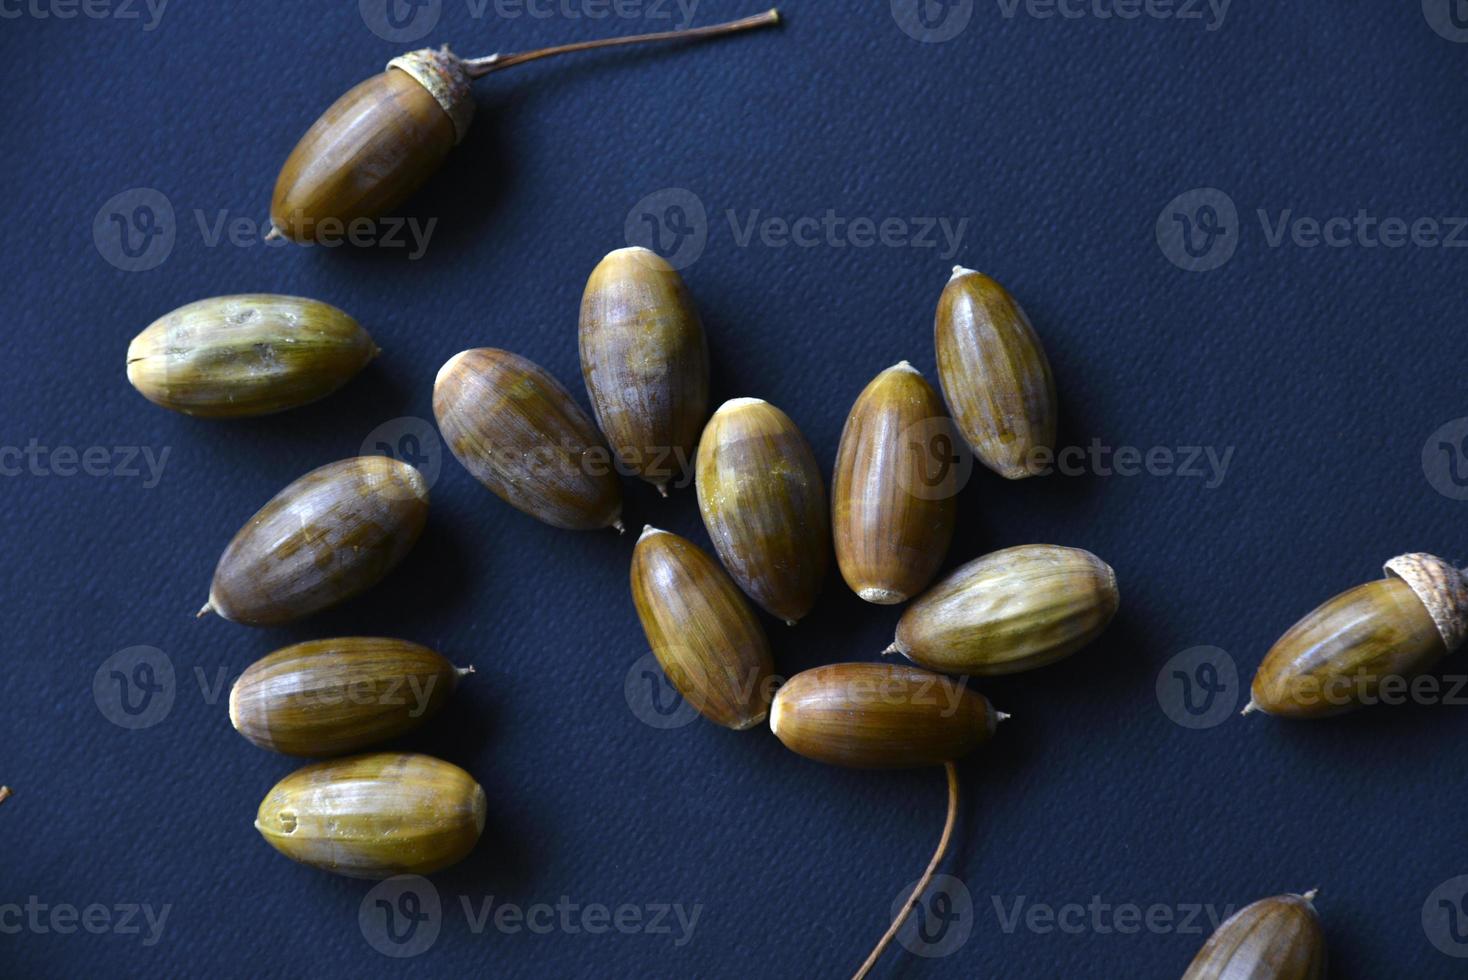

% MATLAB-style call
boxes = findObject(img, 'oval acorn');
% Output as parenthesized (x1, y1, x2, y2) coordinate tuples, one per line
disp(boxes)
(199, 457, 429, 627)
(579, 246, 709, 496)
(1246, 553, 1467, 719)
(696, 398, 830, 624)
(434, 348, 623, 531)
(770, 662, 998, 769)
(269, 12, 781, 243)
(935, 267, 1057, 479)
(1182, 891, 1326, 979)
(832, 361, 956, 605)
(255, 752, 485, 879)
(890, 544, 1118, 675)
(631, 527, 774, 730)
(230, 638, 469, 757)
(126, 295, 376, 418)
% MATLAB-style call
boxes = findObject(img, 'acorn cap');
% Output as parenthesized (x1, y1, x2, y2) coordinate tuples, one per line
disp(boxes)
(388, 47, 475, 144)
(1384, 553, 1468, 654)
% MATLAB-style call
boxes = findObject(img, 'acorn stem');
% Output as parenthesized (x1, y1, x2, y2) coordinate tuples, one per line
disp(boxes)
(851, 761, 959, 980)
(462, 9, 781, 78)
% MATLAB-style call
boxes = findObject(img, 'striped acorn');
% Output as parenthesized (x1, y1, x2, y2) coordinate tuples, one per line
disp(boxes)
(199, 457, 429, 627)
(126, 295, 377, 418)
(1182, 891, 1326, 979)
(935, 267, 1057, 479)
(770, 662, 999, 768)
(579, 247, 709, 496)
(434, 348, 623, 531)
(832, 361, 956, 605)
(696, 398, 830, 624)
(1246, 553, 1468, 719)
(890, 544, 1118, 675)
(630, 527, 774, 730)
(230, 638, 469, 756)
(255, 752, 485, 878)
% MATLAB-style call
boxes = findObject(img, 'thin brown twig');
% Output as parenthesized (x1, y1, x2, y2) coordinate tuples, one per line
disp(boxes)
(851, 762, 960, 980)
(463, 9, 781, 78)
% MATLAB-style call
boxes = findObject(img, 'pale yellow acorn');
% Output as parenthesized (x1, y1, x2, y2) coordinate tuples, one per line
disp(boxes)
(890, 544, 1118, 675)
(832, 361, 956, 604)
(935, 267, 1057, 479)
(126, 295, 376, 418)
(1182, 891, 1326, 979)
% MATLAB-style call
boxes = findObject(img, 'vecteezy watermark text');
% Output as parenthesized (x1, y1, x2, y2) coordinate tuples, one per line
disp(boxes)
(0, 898, 170, 946)
(0, 0, 167, 30)
(359, 0, 699, 43)
(0, 441, 169, 488)
(992, 895, 1236, 935)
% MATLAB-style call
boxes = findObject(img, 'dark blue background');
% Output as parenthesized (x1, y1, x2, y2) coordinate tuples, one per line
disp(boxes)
(4, 1, 1468, 977)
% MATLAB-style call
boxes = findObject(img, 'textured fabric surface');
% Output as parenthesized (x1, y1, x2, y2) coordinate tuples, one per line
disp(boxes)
(3, 2, 1468, 977)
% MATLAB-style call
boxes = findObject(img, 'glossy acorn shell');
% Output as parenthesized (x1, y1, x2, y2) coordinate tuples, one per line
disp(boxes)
(203, 457, 429, 627)
(126, 295, 377, 417)
(1182, 893, 1326, 980)
(579, 247, 709, 494)
(893, 544, 1118, 675)
(695, 398, 830, 624)
(1249, 578, 1446, 719)
(271, 68, 454, 243)
(433, 348, 623, 531)
(935, 268, 1057, 479)
(230, 638, 465, 757)
(832, 362, 956, 604)
(255, 752, 485, 879)
(770, 662, 996, 769)
(630, 527, 774, 730)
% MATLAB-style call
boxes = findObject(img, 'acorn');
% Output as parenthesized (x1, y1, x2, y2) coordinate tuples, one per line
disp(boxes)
(434, 348, 623, 532)
(255, 752, 485, 879)
(771, 662, 997, 769)
(889, 544, 1118, 675)
(269, 11, 782, 243)
(1245, 553, 1468, 719)
(198, 457, 429, 627)
(935, 267, 1057, 479)
(1182, 891, 1326, 979)
(832, 361, 957, 605)
(630, 527, 774, 730)
(579, 247, 709, 496)
(229, 638, 470, 757)
(695, 398, 830, 624)
(0, 787, 10, 807)
(126, 295, 377, 418)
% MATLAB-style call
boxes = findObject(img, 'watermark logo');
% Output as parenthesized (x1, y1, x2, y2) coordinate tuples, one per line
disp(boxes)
(0, 0, 168, 30)
(1156, 188, 1239, 273)
(623, 652, 702, 729)
(93, 646, 175, 730)
(893, 874, 974, 957)
(360, 0, 442, 42)
(361, 876, 443, 958)
(1423, 0, 1468, 42)
(94, 188, 175, 272)
(891, 0, 974, 42)
(1157, 646, 1238, 729)
(626, 187, 709, 270)
(1424, 875, 1468, 957)
(1423, 418, 1468, 501)
(361, 417, 445, 495)
(894, 417, 973, 502)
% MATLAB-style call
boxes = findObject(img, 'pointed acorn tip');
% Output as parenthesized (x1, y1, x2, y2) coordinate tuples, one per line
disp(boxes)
(950, 265, 978, 281)
(1241, 700, 1259, 716)
(996, 711, 1012, 724)
(1302, 888, 1320, 903)
(265, 225, 283, 242)
(196, 601, 214, 619)
(612, 518, 626, 534)
(0, 786, 11, 805)
(784, 618, 798, 627)
(882, 643, 899, 657)
(655, 482, 669, 498)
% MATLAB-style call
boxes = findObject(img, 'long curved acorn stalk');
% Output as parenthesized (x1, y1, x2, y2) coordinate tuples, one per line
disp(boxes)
(269, 11, 782, 242)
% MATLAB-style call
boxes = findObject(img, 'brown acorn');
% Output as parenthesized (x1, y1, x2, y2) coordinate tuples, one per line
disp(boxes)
(579, 247, 709, 496)
(695, 398, 830, 624)
(230, 638, 469, 757)
(434, 348, 623, 532)
(255, 752, 485, 878)
(832, 361, 956, 605)
(199, 457, 429, 627)
(890, 544, 1118, 675)
(1182, 891, 1326, 979)
(935, 267, 1057, 479)
(630, 527, 774, 730)
(269, 12, 781, 243)
(1246, 553, 1468, 719)
(770, 662, 998, 769)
